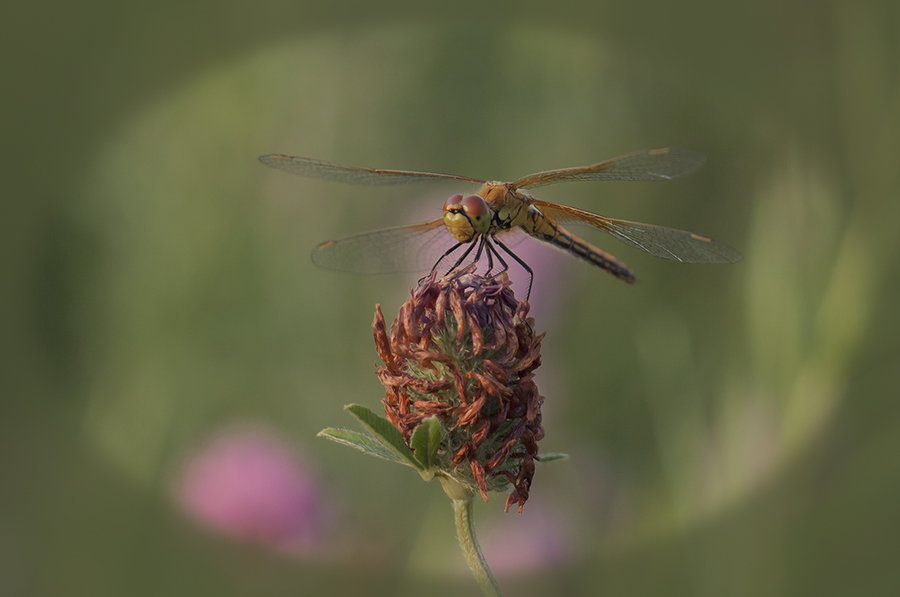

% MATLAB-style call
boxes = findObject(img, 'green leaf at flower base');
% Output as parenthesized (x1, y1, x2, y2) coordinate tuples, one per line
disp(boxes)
(537, 452, 569, 463)
(344, 403, 422, 470)
(409, 416, 443, 480)
(317, 427, 417, 468)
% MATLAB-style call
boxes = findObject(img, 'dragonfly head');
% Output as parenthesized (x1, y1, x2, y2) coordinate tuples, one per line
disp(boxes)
(443, 193, 491, 242)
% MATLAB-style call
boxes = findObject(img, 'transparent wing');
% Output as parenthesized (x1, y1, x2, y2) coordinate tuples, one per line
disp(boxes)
(512, 147, 706, 189)
(531, 200, 741, 263)
(260, 154, 484, 186)
(311, 219, 465, 273)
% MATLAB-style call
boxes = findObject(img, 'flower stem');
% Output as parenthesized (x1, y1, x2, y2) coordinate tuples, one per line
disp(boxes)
(451, 495, 502, 597)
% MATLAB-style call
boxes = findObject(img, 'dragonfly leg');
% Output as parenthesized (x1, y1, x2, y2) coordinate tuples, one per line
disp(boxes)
(441, 239, 479, 277)
(493, 235, 534, 301)
(473, 236, 486, 264)
(419, 242, 465, 286)
(480, 236, 497, 275)
(429, 241, 464, 276)
(483, 239, 510, 281)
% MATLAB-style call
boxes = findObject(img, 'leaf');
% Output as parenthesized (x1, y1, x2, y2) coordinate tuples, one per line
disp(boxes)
(344, 404, 422, 470)
(409, 416, 443, 477)
(317, 427, 417, 468)
(537, 452, 569, 463)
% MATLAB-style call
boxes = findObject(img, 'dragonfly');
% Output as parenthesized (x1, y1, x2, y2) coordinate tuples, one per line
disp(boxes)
(259, 147, 741, 297)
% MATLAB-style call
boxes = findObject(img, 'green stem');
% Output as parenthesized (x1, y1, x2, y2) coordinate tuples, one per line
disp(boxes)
(451, 495, 502, 597)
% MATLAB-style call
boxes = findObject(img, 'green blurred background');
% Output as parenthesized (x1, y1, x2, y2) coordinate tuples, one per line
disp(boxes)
(4, 1, 900, 595)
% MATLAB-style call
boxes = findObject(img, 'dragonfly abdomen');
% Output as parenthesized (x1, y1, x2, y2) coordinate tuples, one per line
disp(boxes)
(529, 218, 636, 283)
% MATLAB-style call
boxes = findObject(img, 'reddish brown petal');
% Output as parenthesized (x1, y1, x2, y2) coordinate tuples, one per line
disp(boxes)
(448, 285, 467, 344)
(470, 460, 489, 502)
(410, 350, 452, 365)
(468, 371, 513, 399)
(373, 306, 401, 375)
(471, 421, 490, 446)
(458, 395, 486, 427)
(468, 312, 484, 356)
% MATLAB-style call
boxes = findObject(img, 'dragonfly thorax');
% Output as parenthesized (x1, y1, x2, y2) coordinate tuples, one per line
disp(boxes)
(443, 193, 493, 242)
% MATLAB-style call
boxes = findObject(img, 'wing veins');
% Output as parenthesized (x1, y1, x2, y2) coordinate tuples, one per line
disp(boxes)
(531, 200, 741, 263)
(311, 219, 456, 273)
(260, 154, 484, 186)
(512, 147, 706, 189)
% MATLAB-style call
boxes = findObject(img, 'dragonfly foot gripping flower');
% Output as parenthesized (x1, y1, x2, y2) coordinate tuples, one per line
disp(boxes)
(373, 268, 545, 513)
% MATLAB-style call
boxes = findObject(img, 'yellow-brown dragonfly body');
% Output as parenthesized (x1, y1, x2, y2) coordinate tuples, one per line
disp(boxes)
(443, 180, 638, 283)
(259, 147, 740, 294)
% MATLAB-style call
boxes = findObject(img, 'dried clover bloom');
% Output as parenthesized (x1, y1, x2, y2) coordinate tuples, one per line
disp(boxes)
(373, 268, 545, 513)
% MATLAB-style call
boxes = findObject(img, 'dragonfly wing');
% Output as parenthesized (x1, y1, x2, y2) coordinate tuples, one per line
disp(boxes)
(531, 201, 742, 263)
(260, 154, 484, 185)
(312, 219, 462, 273)
(598, 218, 742, 263)
(512, 148, 706, 188)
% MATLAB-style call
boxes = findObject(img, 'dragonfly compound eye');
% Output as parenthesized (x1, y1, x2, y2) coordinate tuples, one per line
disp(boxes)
(443, 194, 491, 242)
(443, 193, 464, 214)
(461, 195, 488, 219)
(460, 195, 491, 234)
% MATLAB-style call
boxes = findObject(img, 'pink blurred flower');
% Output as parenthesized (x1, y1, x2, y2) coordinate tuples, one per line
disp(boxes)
(173, 423, 331, 556)
(479, 499, 574, 577)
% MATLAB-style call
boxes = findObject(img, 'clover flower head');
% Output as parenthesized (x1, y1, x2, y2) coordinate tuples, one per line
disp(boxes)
(373, 268, 545, 513)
